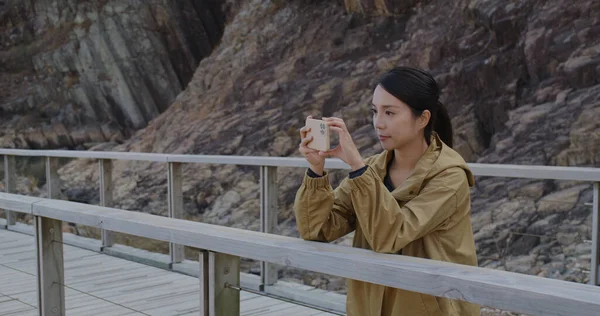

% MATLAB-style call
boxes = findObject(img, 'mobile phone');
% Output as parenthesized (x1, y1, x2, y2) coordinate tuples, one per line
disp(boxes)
(305, 118, 330, 152)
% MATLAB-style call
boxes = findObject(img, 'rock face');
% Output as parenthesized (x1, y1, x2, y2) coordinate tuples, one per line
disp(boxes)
(0, 0, 227, 149)
(4, 0, 600, 311)
(343, 0, 423, 15)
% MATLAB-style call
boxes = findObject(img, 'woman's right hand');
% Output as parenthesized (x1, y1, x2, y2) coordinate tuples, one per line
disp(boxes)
(299, 116, 325, 174)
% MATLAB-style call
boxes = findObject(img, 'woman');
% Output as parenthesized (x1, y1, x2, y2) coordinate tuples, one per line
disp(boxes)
(293, 66, 480, 316)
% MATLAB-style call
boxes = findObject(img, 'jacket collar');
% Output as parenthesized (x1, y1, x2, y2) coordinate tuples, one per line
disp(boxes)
(368, 132, 444, 201)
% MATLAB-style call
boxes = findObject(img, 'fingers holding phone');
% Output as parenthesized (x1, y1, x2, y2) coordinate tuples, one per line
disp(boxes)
(321, 117, 365, 170)
(299, 116, 326, 170)
(298, 126, 315, 153)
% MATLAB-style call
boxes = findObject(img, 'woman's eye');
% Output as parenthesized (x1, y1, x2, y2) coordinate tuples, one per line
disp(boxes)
(385, 111, 393, 115)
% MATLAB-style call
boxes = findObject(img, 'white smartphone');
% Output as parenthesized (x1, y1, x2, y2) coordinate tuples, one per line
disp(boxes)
(305, 118, 331, 152)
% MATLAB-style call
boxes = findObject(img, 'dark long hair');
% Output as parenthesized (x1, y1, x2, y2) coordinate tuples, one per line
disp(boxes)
(377, 66, 453, 148)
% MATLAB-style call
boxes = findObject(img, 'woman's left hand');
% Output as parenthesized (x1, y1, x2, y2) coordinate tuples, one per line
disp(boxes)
(321, 117, 366, 171)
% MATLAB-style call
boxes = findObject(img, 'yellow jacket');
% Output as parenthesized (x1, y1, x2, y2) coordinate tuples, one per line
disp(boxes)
(293, 133, 480, 315)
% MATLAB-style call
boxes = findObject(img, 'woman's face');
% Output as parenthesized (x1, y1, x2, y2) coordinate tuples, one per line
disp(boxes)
(371, 85, 428, 151)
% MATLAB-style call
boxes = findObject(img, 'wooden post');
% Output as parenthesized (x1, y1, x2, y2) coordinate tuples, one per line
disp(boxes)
(35, 156, 66, 315)
(200, 251, 240, 316)
(99, 159, 114, 249)
(35, 216, 65, 316)
(592, 182, 599, 286)
(260, 166, 278, 287)
(4, 155, 16, 226)
(168, 162, 184, 266)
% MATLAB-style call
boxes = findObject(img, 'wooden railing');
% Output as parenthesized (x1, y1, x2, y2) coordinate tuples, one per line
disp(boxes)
(0, 149, 598, 311)
(1, 192, 600, 316)
(1, 149, 598, 287)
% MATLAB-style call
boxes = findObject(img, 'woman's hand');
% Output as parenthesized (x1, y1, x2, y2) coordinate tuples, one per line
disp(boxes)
(299, 116, 326, 174)
(322, 117, 365, 171)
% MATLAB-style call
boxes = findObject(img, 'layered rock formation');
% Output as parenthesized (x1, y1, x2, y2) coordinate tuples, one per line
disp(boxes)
(0, 0, 227, 149)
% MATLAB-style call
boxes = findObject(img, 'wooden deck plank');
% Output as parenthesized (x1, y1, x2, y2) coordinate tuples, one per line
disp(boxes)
(0, 298, 35, 315)
(0, 261, 37, 275)
(0, 296, 13, 304)
(65, 265, 156, 285)
(259, 304, 326, 316)
(4, 309, 38, 316)
(1, 291, 37, 308)
(0, 228, 337, 316)
(0, 251, 36, 264)
(242, 296, 328, 316)
(241, 296, 287, 313)
(0, 238, 33, 249)
(137, 291, 201, 314)
(83, 271, 176, 291)
(111, 283, 201, 307)
(0, 271, 37, 298)
(170, 311, 200, 316)
(65, 259, 140, 276)
(70, 276, 193, 303)
(0, 279, 36, 296)
(86, 275, 189, 299)
(67, 300, 137, 316)
(243, 303, 291, 316)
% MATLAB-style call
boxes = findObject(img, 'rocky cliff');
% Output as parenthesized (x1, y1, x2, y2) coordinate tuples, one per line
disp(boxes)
(2, 0, 599, 312)
(0, 0, 227, 149)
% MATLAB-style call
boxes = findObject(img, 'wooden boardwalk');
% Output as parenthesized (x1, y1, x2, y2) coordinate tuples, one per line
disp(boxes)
(0, 229, 337, 316)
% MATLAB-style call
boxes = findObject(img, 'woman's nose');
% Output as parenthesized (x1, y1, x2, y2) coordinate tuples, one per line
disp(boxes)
(374, 117, 385, 130)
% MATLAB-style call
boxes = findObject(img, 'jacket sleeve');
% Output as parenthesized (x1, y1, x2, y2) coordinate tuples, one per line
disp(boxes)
(293, 170, 356, 242)
(348, 165, 467, 253)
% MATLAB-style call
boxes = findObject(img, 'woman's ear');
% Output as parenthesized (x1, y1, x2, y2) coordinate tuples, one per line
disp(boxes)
(420, 110, 431, 129)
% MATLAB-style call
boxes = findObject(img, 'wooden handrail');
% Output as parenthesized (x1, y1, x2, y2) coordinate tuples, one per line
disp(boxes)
(1, 192, 600, 315)
(0, 148, 598, 292)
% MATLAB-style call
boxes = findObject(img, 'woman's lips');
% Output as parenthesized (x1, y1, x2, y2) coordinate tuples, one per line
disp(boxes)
(378, 135, 390, 141)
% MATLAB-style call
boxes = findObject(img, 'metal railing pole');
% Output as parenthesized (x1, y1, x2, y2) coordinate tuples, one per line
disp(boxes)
(3, 155, 16, 227)
(168, 162, 185, 266)
(591, 182, 599, 286)
(260, 166, 278, 287)
(99, 159, 115, 249)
